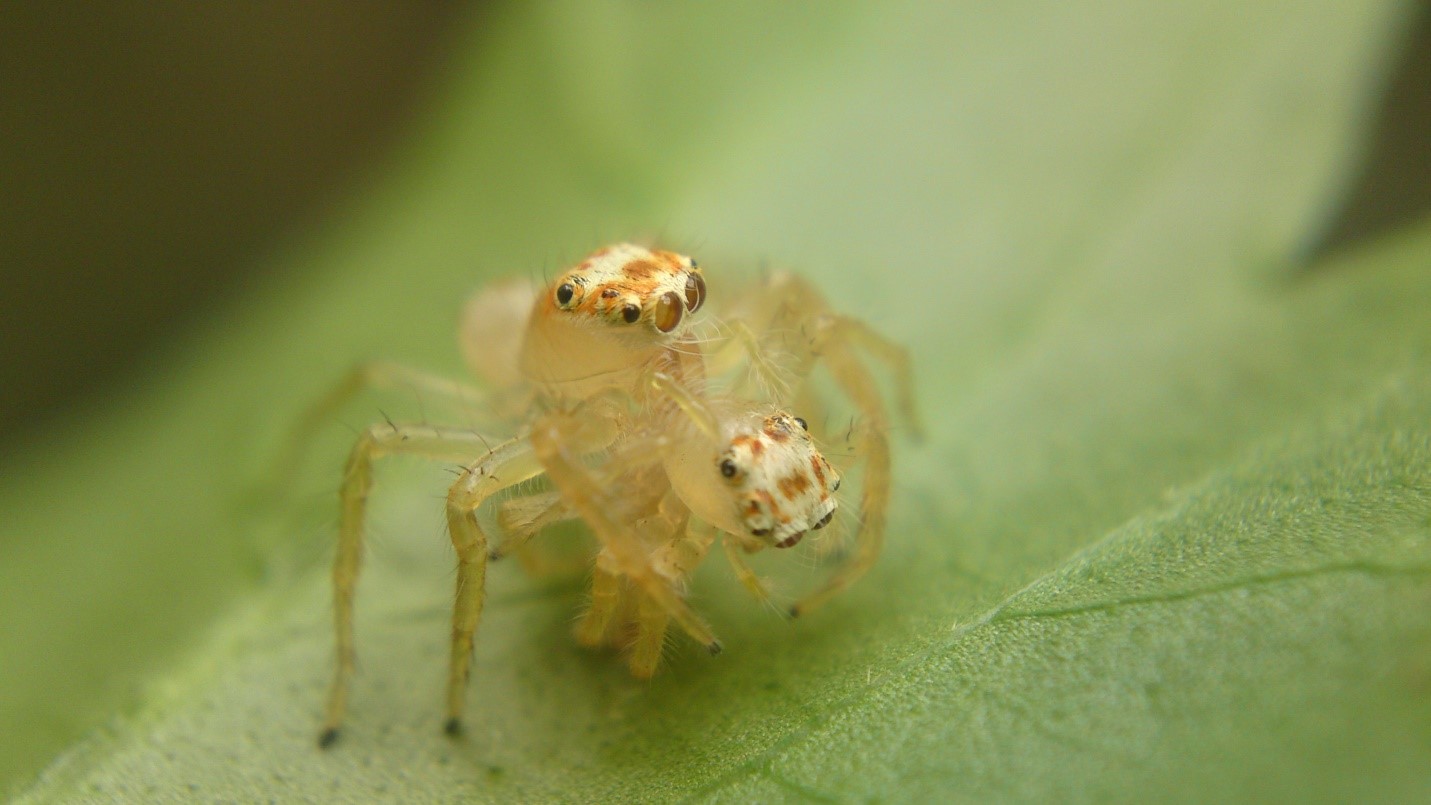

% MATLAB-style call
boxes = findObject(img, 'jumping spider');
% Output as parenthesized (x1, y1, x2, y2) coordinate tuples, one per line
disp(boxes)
(291, 244, 917, 746)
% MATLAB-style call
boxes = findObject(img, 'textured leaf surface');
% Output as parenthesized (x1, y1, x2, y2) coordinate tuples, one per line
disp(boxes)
(6, 2, 1431, 802)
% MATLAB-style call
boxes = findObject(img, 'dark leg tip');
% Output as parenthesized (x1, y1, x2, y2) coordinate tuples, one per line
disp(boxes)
(788, 604, 802, 619)
(487, 549, 502, 562)
(706, 640, 724, 656)
(318, 728, 340, 749)
(444, 717, 464, 738)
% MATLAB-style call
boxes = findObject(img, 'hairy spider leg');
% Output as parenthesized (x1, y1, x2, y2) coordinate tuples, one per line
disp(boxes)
(273, 360, 493, 497)
(787, 315, 894, 618)
(627, 519, 719, 676)
(491, 490, 595, 577)
(722, 272, 923, 440)
(572, 516, 718, 678)
(722, 532, 775, 605)
(629, 592, 674, 678)
(719, 273, 920, 616)
(440, 434, 555, 737)
(321, 421, 510, 747)
(529, 409, 724, 657)
(573, 554, 626, 648)
(494, 490, 569, 557)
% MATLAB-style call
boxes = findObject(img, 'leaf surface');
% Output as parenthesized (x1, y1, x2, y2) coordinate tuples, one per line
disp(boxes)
(6, 2, 1430, 802)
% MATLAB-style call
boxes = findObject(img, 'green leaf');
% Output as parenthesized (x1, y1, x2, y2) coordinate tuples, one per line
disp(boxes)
(7, 2, 1431, 801)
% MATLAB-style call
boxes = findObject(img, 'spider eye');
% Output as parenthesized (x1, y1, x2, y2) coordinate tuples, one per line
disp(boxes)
(750, 527, 771, 537)
(556, 283, 575, 306)
(793, 416, 808, 431)
(812, 510, 834, 530)
(689, 258, 698, 269)
(621, 304, 641, 324)
(684, 273, 706, 312)
(719, 458, 738, 479)
(654, 291, 684, 333)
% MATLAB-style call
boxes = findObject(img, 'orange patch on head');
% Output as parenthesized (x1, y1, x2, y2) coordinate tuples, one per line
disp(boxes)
(753, 489, 787, 523)
(777, 472, 812, 500)
(621, 259, 659, 280)
(731, 435, 763, 456)
(577, 292, 606, 314)
(649, 249, 683, 268)
(809, 456, 826, 485)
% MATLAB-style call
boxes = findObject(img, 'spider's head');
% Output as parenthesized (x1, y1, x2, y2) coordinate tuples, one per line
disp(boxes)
(545, 243, 706, 344)
(716, 412, 840, 549)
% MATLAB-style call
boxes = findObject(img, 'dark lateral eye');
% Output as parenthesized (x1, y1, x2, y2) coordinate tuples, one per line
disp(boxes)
(621, 304, 641, 323)
(812, 511, 834, 530)
(750, 527, 770, 537)
(793, 416, 808, 431)
(719, 458, 738, 478)
(684, 273, 706, 312)
(556, 283, 575, 306)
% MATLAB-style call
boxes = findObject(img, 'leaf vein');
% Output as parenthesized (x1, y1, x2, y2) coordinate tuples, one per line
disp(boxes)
(993, 561, 1431, 623)
(684, 558, 1431, 801)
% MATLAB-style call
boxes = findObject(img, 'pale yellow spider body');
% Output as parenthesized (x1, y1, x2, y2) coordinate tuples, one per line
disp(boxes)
(302, 243, 914, 746)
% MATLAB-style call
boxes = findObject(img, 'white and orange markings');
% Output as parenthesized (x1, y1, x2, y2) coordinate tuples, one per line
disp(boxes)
(287, 243, 918, 747)
(718, 412, 840, 549)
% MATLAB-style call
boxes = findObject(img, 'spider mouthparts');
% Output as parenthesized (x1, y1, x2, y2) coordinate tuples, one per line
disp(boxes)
(775, 531, 806, 549)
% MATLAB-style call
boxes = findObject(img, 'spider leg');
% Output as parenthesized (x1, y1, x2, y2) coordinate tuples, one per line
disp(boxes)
(742, 272, 922, 437)
(272, 361, 491, 496)
(823, 315, 924, 441)
(723, 534, 775, 605)
(493, 491, 594, 577)
(719, 272, 915, 617)
(441, 433, 554, 736)
(627, 520, 717, 677)
(493, 490, 572, 557)
(788, 320, 893, 618)
(573, 552, 624, 648)
(320, 422, 502, 748)
(627, 592, 672, 678)
(707, 319, 795, 403)
(531, 410, 724, 656)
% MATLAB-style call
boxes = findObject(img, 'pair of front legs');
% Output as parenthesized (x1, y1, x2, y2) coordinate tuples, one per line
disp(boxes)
(319, 409, 720, 746)
(319, 421, 544, 747)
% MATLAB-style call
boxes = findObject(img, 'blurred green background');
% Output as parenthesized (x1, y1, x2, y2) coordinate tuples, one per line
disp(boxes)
(0, 3, 472, 452)
(3, 3, 1431, 801)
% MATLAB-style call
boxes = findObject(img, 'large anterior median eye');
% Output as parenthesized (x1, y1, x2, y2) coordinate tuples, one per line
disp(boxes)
(555, 282, 575, 307)
(653, 291, 684, 333)
(684, 273, 706, 312)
